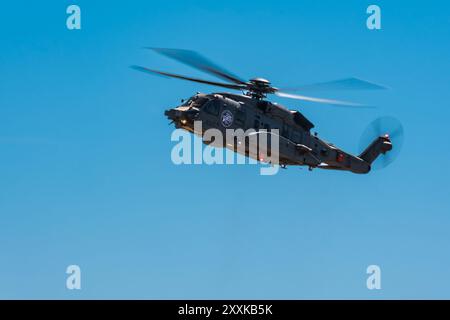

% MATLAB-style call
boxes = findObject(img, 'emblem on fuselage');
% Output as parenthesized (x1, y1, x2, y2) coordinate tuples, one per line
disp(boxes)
(220, 109, 234, 127)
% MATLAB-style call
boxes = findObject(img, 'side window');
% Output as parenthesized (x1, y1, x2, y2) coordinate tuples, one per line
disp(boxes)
(235, 110, 246, 127)
(253, 119, 260, 130)
(282, 123, 290, 139)
(203, 100, 220, 116)
(292, 131, 302, 143)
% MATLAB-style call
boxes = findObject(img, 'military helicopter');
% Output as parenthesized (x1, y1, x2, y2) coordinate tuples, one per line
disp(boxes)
(131, 48, 403, 174)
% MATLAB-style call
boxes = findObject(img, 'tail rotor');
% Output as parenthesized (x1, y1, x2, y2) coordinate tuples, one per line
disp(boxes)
(358, 116, 404, 170)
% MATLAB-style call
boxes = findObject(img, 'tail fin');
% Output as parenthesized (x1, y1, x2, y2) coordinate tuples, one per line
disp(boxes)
(359, 135, 392, 164)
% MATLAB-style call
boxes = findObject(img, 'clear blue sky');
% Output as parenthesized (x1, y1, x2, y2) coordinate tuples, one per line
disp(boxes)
(0, 0, 449, 299)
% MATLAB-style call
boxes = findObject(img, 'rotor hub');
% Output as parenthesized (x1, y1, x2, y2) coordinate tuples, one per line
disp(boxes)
(249, 77, 271, 86)
(247, 78, 277, 99)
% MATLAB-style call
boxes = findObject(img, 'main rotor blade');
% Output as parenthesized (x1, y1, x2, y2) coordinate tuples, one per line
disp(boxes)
(130, 65, 246, 90)
(280, 77, 388, 92)
(146, 48, 247, 85)
(275, 91, 374, 108)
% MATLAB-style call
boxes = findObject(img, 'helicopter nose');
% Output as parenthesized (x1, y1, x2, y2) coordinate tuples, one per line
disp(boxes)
(164, 108, 180, 121)
(164, 107, 199, 125)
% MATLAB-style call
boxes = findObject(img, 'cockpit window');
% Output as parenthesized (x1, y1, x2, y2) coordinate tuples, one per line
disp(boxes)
(181, 98, 193, 106)
(182, 96, 209, 107)
(193, 97, 209, 107)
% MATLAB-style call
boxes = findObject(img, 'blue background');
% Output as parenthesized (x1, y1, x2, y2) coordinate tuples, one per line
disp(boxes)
(0, 0, 449, 299)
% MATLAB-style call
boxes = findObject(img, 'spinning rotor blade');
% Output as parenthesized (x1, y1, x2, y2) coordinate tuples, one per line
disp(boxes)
(358, 116, 404, 170)
(130, 65, 246, 90)
(280, 77, 388, 92)
(146, 48, 247, 85)
(135, 48, 387, 108)
(275, 91, 374, 108)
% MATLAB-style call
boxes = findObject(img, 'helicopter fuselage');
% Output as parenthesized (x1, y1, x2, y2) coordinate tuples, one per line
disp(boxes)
(164, 92, 392, 174)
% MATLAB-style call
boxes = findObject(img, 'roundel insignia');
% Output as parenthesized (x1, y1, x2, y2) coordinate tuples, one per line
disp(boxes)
(220, 109, 234, 127)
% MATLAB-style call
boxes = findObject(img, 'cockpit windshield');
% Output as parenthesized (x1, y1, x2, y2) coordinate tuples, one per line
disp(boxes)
(181, 98, 193, 106)
(193, 97, 209, 107)
(181, 95, 209, 108)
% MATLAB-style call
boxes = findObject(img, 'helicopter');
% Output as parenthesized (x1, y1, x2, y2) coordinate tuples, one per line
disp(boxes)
(131, 48, 404, 174)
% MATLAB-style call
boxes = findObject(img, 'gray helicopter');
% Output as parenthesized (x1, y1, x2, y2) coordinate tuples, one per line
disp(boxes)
(132, 48, 403, 173)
